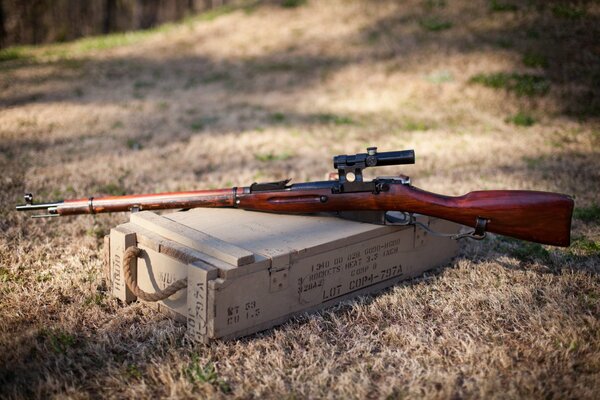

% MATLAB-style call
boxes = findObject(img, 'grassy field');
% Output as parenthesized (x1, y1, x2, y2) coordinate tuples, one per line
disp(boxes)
(1, 0, 599, 398)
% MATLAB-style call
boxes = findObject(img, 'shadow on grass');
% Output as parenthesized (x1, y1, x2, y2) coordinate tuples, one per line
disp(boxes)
(360, 0, 600, 118)
(0, 310, 190, 398)
(495, 150, 600, 195)
(1, 0, 598, 121)
(491, 236, 600, 275)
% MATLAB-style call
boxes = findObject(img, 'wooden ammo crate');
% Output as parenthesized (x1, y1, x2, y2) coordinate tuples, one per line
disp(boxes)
(106, 209, 460, 343)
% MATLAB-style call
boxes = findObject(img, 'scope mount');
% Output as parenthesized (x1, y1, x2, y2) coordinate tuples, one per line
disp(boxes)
(332, 147, 415, 193)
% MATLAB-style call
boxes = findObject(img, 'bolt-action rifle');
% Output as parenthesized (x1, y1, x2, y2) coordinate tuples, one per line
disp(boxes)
(16, 147, 574, 246)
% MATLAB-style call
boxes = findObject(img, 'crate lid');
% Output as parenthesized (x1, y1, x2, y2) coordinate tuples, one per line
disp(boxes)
(163, 208, 402, 267)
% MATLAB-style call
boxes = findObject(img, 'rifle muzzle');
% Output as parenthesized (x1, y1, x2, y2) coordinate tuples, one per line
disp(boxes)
(16, 193, 62, 217)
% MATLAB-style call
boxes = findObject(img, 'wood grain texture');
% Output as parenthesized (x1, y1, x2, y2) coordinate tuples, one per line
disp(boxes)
(130, 211, 255, 266)
(237, 185, 574, 247)
(58, 189, 235, 215)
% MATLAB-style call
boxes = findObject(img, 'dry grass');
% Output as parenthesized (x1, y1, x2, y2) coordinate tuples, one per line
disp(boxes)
(1, 0, 599, 398)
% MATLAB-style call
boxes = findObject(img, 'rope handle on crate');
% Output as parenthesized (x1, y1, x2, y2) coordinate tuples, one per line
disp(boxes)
(123, 246, 188, 302)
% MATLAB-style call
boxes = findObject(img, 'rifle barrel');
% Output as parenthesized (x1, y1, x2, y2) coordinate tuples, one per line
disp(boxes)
(16, 201, 63, 211)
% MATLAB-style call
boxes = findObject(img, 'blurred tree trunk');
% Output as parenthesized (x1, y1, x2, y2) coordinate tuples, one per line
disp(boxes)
(0, 0, 229, 49)
(29, 0, 45, 44)
(103, 0, 117, 33)
(0, 0, 5, 47)
(139, 0, 159, 29)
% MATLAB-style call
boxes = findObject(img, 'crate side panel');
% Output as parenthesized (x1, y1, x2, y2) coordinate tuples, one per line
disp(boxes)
(211, 224, 459, 340)
(187, 261, 219, 344)
(209, 226, 431, 338)
(109, 226, 137, 303)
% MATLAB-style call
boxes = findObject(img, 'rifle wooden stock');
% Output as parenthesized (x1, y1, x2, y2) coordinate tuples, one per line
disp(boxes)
(236, 185, 574, 247)
(49, 183, 573, 247)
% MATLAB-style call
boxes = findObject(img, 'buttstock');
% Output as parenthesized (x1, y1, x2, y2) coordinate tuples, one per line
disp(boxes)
(405, 189, 574, 246)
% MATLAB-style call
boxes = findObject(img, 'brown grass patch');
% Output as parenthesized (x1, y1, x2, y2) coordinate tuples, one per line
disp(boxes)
(1, 0, 599, 398)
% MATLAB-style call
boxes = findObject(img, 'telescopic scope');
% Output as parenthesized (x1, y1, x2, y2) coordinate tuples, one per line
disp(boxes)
(333, 147, 415, 170)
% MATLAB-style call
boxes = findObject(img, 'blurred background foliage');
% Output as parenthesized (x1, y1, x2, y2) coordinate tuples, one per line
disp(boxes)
(0, 0, 232, 48)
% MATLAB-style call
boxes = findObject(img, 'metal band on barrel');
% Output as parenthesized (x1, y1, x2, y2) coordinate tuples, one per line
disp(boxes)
(88, 197, 95, 214)
(232, 187, 239, 207)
